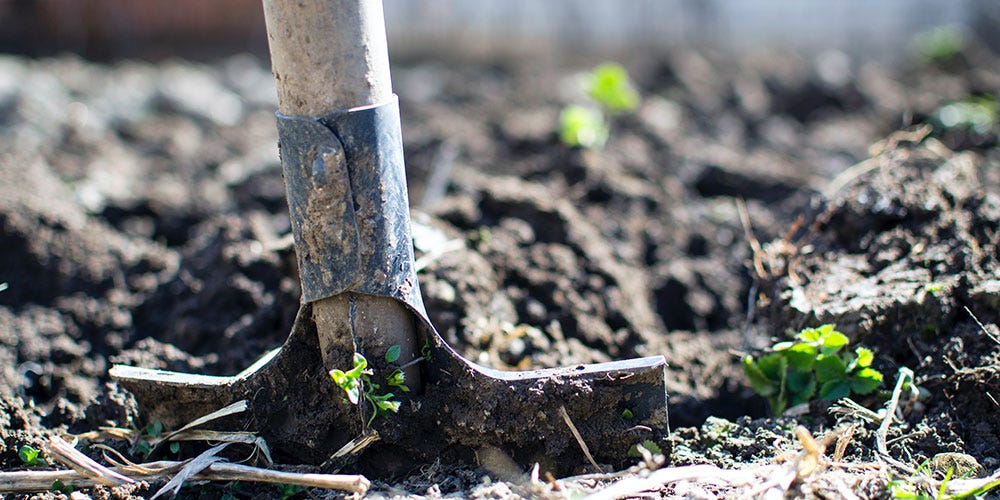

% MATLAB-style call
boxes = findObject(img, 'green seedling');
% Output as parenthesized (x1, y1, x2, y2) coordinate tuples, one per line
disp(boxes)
(621, 408, 634, 420)
(586, 63, 640, 112)
(421, 337, 433, 362)
(560, 105, 608, 149)
(146, 420, 164, 438)
(913, 25, 966, 65)
(18, 445, 41, 466)
(559, 63, 640, 149)
(385, 344, 401, 363)
(743, 324, 884, 415)
(277, 483, 304, 499)
(329, 349, 403, 425)
(52, 479, 74, 494)
(133, 420, 166, 456)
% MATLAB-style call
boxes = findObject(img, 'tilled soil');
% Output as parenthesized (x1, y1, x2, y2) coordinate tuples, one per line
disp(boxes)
(1, 45, 999, 498)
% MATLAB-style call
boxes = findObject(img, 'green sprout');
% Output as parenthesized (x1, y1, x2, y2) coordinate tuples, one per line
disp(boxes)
(146, 420, 164, 438)
(52, 479, 74, 494)
(18, 445, 41, 466)
(330, 349, 404, 425)
(586, 63, 640, 112)
(559, 63, 640, 149)
(743, 324, 884, 415)
(277, 483, 304, 499)
(385, 345, 401, 363)
(133, 420, 166, 456)
(913, 25, 966, 65)
(560, 105, 608, 149)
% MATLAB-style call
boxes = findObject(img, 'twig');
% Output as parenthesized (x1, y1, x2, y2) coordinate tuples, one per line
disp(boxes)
(45, 436, 135, 487)
(152, 443, 231, 499)
(583, 464, 757, 500)
(0, 461, 370, 495)
(559, 406, 601, 472)
(875, 367, 916, 474)
(965, 306, 1000, 345)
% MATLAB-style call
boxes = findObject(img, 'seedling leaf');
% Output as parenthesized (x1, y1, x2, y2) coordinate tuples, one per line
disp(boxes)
(386, 369, 409, 392)
(815, 355, 846, 383)
(18, 445, 40, 465)
(849, 368, 884, 394)
(855, 347, 874, 368)
(348, 353, 367, 377)
(330, 368, 362, 405)
(52, 479, 73, 494)
(560, 105, 608, 149)
(755, 352, 785, 380)
(819, 380, 850, 400)
(786, 369, 816, 398)
(586, 63, 640, 112)
(743, 356, 776, 396)
(785, 343, 818, 370)
(385, 345, 401, 364)
(820, 330, 849, 355)
(146, 421, 164, 438)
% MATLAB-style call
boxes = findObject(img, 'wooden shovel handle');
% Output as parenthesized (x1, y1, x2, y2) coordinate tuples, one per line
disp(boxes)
(262, 0, 392, 116)
(261, 0, 421, 391)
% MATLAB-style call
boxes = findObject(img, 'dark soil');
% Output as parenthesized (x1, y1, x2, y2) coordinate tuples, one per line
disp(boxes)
(1, 44, 999, 498)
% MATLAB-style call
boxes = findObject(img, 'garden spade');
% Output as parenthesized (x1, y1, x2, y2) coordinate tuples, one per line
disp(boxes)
(110, 0, 668, 474)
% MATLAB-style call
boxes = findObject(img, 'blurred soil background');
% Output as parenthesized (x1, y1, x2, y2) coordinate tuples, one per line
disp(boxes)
(1, 1, 1000, 498)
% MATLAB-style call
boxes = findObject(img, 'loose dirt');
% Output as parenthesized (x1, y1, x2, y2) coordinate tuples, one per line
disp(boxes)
(1, 45, 999, 498)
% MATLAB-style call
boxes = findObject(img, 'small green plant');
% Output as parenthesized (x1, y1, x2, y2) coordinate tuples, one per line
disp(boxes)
(621, 408, 634, 420)
(276, 483, 304, 499)
(743, 324, 884, 415)
(330, 349, 404, 425)
(134, 420, 166, 456)
(586, 63, 640, 112)
(913, 25, 966, 65)
(52, 479, 74, 494)
(559, 63, 640, 149)
(18, 445, 41, 466)
(560, 105, 609, 149)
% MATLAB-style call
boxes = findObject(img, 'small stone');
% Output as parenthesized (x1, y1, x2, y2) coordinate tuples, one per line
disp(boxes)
(931, 452, 986, 478)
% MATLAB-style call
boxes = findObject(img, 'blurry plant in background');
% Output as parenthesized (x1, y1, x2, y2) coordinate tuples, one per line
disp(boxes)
(560, 63, 640, 149)
(933, 95, 999, 135)
(912, 25, 967, 65)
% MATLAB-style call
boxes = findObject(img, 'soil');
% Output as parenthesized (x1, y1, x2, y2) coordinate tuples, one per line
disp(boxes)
(1, 43, 999, 498)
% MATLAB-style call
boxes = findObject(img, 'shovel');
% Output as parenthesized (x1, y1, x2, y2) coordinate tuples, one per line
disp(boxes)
(110, 0, 668, 474)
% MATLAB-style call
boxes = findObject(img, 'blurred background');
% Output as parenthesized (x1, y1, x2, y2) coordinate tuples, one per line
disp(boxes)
(0, 0, 998, 62)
